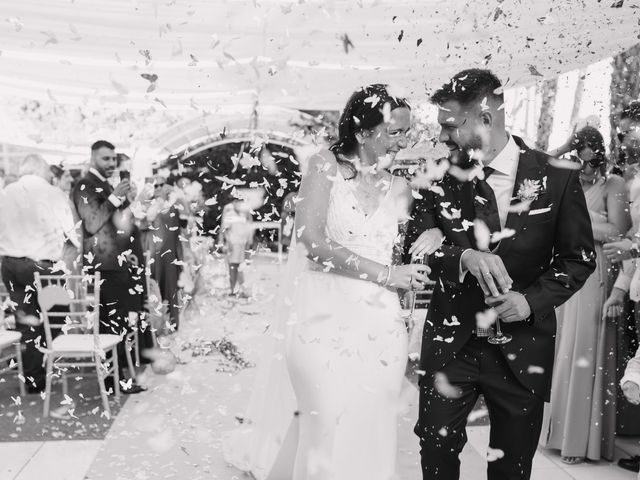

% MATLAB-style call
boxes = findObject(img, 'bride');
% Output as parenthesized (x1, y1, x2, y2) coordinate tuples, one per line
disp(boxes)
(224, 84, 429, 480)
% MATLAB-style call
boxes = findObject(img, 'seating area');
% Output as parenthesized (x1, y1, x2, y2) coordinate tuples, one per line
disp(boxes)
(33, 272, 125, 418)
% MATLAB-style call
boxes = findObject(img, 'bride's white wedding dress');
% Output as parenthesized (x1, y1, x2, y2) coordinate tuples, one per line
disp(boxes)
(224, 171, 408, 480)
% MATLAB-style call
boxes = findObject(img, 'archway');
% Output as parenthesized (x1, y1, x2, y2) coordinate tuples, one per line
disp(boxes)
(138, 106, 320, 239)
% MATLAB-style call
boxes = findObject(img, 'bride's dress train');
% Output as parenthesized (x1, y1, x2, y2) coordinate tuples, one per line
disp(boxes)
(224, 171, 408, 480)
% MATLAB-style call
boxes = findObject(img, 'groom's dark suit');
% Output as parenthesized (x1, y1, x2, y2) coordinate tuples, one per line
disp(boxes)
(406, 136, 596, 480)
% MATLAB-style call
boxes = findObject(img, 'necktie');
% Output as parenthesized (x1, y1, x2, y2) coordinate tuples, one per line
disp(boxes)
(473, 166, 501, 250)
(474, 166, 501, 337)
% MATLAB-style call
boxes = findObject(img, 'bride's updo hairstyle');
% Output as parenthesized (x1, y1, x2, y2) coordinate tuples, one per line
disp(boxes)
(330, 84, 410, 179)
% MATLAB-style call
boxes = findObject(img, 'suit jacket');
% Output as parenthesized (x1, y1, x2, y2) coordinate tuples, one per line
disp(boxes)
(72, 171, 132, 272)
(405, 136, 596, 401)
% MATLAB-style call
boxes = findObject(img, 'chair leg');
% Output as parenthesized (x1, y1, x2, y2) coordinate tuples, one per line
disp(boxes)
(134, 329, 140, 368)
(61, 373, 69, 399)
(112, 346, 120, 402)
(15, 343, 26, 397)
(42, 355, 54, 418)
(95, 353, 111, 419)
(124, 334, 136, 382)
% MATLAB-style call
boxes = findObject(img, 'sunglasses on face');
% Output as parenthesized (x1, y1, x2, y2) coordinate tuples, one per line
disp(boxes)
(154, 183, 165, 189)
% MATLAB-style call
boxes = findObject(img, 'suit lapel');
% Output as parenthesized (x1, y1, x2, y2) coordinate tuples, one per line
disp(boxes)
(442, 175, 476, 248)
(496, 138, 546, 256)
(88, 171, 112, 196)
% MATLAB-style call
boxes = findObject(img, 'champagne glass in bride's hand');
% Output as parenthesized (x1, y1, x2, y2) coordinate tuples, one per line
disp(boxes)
(401, 255, 427, 329)
(408, 254, 428, 323)
(486, 297, 512, 345)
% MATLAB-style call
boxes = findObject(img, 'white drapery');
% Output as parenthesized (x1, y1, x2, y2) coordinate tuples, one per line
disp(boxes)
(1, 0, 638, 110)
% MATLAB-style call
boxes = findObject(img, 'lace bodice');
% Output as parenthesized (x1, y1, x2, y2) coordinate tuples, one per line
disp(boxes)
(324, 171, 402, 265)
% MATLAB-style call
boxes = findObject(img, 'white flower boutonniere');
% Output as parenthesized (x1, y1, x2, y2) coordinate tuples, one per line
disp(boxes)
(516, 179, 542, 202)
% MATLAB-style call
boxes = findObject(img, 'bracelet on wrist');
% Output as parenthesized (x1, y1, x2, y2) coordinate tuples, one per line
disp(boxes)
(380, 265, 392, 287)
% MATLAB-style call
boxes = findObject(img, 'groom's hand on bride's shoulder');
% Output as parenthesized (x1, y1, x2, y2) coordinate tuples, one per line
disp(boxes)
(461, 250, 512, 297)
(485, 292, 531, 323)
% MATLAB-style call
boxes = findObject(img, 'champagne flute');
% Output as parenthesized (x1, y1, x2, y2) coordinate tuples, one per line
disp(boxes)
(409, 254, 428, 320)
(488, 304, 512, 345)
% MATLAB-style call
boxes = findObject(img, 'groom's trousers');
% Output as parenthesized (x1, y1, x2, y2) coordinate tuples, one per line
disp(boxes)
(414, 336, 544, 480)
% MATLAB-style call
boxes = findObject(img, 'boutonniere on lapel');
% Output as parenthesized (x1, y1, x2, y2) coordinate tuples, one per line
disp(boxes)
(516, 178, 542, 203)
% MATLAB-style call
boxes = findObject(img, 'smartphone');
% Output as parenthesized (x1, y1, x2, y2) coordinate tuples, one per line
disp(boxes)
(119, 170, 131, 181)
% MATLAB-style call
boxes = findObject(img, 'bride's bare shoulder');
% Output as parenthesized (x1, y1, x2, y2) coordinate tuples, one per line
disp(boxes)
(306, 149, 338, 175)
(390, 172, 411, 194)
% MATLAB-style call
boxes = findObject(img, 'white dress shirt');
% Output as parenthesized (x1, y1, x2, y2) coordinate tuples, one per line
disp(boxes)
(0, 175, 77, 261)
(459, 134, 520, 279)
(621, 345, 640, 389)
(484, 134, 520, 228)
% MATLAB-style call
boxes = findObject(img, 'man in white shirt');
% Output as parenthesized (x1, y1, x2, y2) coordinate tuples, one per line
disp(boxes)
(0, 154, 78, 393)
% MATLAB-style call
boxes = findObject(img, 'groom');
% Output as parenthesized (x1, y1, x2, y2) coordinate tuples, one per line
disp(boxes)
(406, 69, 596, 480)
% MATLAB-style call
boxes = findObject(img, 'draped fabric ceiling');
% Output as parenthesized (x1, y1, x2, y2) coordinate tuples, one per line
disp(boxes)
(2, 0, 640, 111)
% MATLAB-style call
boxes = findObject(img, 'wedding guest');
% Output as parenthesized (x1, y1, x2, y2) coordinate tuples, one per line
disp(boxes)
(0, 154, 78, 393)
(618, 101, 640, 183)
(541, 126, 630, 463)
(143, 176, 184, 329)
(50, 164, 82, 274)
(50, 163, 73, 194)
(280, 190, 297, 250)
(604, 101, 640, 314)
(72, 140, 146, 394)
(220, 197, 254, 297)
(619, 346, 640, 475)
(602, 101, 640, 466)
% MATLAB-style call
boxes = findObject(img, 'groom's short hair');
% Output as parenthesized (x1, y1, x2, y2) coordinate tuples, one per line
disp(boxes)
(431, 69, 503, 107)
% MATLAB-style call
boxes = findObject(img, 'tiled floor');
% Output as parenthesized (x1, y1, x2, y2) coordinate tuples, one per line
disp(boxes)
(463, 426, 638, 480)
(0, 440, 102, 480)
(1, 257, 639, 480)
(0, 442, 42, 480)
(1, 428, 637, 480)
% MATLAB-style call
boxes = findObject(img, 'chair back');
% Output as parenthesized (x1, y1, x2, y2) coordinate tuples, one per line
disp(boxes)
(0, 282, 8, 328)
(33, 272, 101, 348)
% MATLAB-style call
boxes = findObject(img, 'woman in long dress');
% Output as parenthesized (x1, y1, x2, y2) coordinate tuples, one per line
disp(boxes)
(542, 126, 630, 463)
(224, 84, 429, 480)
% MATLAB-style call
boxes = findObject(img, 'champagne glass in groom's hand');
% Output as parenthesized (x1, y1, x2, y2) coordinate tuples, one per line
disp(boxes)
(484, 296, 512, 345)
(484, 291, 533, 344)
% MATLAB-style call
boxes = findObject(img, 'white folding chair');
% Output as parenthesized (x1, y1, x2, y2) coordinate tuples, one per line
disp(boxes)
(34, 272, 121, 418)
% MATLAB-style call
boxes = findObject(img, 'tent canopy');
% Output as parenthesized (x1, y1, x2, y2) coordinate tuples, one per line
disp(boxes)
(2, 0, 639, 110)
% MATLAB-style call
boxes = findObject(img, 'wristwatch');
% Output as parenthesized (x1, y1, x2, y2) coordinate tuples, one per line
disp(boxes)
(631, 242, 640, 259)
